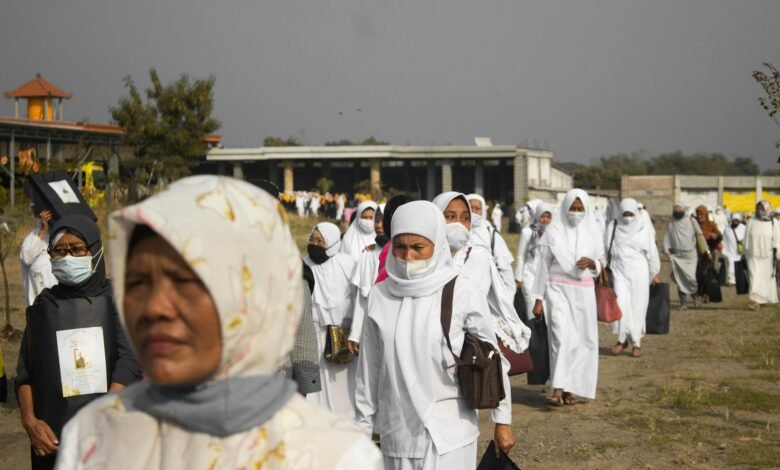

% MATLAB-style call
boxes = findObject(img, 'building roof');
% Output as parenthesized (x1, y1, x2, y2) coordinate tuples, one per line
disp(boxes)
(0, 116, 221, 146)
(4, 74, 72, 99)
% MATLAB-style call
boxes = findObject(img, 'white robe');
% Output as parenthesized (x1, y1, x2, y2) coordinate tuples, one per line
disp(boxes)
(520, 230, 547, 320)
(722, 223, 746, 285)
(304, 254, 358, 420)
(514, 226, 534, 283)
(19, 229, 57, 306)
(471, 223, 515, 295)
(744, 219, 780, 304)
(347, 248, 381, 344)
(530, 246, 600, 398)
(491, 206, 503, 232)
(606, 220, 660, 348)
(354, 279, 500, 466)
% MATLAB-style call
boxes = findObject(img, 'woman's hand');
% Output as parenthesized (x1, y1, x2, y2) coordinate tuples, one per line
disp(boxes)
(23, 417, 59, 456)
(576, 257, 596, 270)
(652, 275, 661, 286)
(347, 341, 360, 355)
(532, 300, 544, 317)
(494, 423, 516, 456)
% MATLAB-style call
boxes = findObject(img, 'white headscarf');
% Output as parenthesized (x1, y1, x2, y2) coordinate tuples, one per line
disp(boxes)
(614, 198, 644, 240)
(732, 212, 743, 222)
(433, 192, 474, 251)
(341, 200, 378, 260)
(385, 201, 459, 298)
(304, 222, 356, 311)
(538, 189, 605, 274)
(466, 193, 487, 229)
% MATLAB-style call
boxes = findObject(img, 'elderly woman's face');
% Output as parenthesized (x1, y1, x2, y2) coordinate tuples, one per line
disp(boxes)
(469, 199, 483, 216)
(124, 235, 222, 387)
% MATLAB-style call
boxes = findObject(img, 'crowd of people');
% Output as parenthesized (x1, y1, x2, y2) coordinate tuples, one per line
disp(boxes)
(14, 174, 780, 469)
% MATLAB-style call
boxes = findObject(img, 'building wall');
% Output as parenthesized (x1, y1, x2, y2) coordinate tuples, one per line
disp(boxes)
(620, 175, 675, 215)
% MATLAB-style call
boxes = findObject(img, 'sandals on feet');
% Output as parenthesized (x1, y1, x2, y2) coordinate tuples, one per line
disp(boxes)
(611, 341, 628, 355)
(631, 346, 642, 358)
(546, 395, 564, 407)
(563, 392, 581, 405)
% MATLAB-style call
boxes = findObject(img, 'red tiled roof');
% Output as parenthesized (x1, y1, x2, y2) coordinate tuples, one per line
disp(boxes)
(5, 74, 72, 99)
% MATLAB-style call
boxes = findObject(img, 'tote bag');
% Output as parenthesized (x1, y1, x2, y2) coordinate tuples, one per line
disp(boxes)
(735, 258, 749, 295)
(596, 269, 622, 322)
(706, 267, 723, 303)
(524, 316, 549, 385)
(646, 282, 670, 334)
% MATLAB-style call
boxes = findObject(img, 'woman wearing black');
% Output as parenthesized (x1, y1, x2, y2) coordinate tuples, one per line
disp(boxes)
(16, 214, 141, 469)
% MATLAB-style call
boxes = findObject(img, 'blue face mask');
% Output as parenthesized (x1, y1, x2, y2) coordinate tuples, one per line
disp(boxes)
(51, 248, 102, 286)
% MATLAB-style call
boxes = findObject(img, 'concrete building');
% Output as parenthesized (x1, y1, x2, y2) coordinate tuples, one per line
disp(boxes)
(621, 174, 780, 215)
(205, 142, 573, 206)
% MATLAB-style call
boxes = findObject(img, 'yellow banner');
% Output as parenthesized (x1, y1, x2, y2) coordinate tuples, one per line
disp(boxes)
(723, 191, 756, 213)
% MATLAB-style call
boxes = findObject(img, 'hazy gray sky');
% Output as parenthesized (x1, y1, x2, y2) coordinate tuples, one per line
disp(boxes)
(3, 1, 779, 167)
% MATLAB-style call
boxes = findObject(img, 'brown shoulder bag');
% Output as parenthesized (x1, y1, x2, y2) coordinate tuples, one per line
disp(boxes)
(440, 276, 506, 409)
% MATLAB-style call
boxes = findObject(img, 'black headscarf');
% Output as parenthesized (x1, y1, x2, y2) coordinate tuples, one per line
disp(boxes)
(383, 194, 413, 238)
(46, 214, 110, 299)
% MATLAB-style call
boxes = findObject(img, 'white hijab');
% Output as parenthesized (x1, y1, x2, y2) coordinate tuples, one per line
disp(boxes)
(538, 188, 605, 274)
(341, 200, 378, 260)
(304, 222, 356, 311)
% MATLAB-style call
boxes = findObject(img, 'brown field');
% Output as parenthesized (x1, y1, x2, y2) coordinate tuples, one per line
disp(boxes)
(1, 211, 779, 469)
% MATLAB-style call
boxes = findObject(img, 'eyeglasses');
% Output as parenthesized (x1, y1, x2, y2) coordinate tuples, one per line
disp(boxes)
(49, 245, 90, 259)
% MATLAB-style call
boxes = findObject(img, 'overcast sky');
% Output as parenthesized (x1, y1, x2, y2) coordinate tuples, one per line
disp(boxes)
(2, 1, 779, 168)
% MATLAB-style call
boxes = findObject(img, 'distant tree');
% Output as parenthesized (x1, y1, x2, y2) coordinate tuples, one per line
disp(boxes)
(360, 136, 389, 145)
(111, 69, 220, 193)
(752, 63, 780, 161)
(263, 136, 302, 147)
(324, 139, 355, 146)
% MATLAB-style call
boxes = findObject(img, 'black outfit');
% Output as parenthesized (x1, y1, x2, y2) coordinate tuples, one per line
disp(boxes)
(15, 214, 142, 470)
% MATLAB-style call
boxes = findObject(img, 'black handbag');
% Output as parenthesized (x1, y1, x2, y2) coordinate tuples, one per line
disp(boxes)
(646, 282, 671, 334)
(477, 440, 521, 470)
(717, 260, 727, 286)
(441, 277, 506, 409)
(523, 316, 549, 385)
(735, 258, 749, 295)
(706, 267, 723, 303)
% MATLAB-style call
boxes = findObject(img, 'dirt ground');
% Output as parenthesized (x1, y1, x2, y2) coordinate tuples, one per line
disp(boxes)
(1, 214, 779, 469)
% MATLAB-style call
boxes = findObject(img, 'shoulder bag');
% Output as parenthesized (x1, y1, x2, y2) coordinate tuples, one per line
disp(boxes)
(596, 221, 623, 322)
(441, 277, 506, 409)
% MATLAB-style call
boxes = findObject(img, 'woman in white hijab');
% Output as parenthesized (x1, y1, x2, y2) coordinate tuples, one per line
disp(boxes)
(529, 189, 604, 406)
(744, 200, 780, 310)
(432, 192, 529, 435)
(340, 201, 378, 262)
(55, 176, 381, 470)
(466, 193, 515, 295)
(721, 212, 746, 286)
(605, 199, 661, 358)
(354, 201, 514, 469)
(520, 202, 554, 318)
(491, 202, 504, 232)
(303, 222, 359, 420)
(514, 199, 543, 287)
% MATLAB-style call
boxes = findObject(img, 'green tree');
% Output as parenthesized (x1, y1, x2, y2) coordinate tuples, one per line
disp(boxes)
(111, 69, 220, 192)
(753, 63, 780, 161)
(264, 136, 302, 147)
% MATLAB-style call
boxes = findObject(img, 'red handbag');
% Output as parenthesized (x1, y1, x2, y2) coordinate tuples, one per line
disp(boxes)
(497, 337, 534, 375)
(595, 268, 622, 322)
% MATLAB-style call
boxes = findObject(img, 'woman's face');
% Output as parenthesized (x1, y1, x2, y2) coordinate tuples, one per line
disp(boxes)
(308, 228, 326, 247)
(392, 234, 435, 261)
(374, 213, 385, 236)
(124, 235, 222, 387)
(469, 199, 483, 216)
(569, 198, 585, 213)
(49, 232, 91, 259)
(443, 198, 472, 231)
(361, 208, 375, 221)
(538, 212, 552, 226)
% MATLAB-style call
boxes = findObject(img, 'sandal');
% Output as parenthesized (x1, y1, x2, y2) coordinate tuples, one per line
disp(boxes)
(749, 303, 762, 311)
(546, 395, 564, 407)
(611, 341, 628, 355)
(631, 347, 642, 358)
(563, 392, 581, 405)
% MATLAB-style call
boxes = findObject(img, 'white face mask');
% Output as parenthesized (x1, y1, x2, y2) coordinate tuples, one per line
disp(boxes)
(566, 211, 585, 226)
(395, 255, 437, 280)
(623, 215, 635, 224)
(51, 249, 101, 286)
(445, 222, 471, 252)
(471, 213, 484, 228)
(358, 218, 374, 233)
